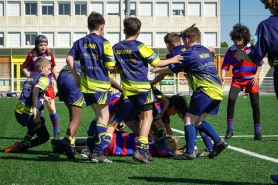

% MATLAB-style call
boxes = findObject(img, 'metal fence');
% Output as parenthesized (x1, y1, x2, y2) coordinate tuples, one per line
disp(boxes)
(0, 77, 275, 96)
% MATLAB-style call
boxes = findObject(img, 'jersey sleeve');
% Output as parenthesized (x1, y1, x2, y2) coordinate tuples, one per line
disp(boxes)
(248, 22, 269, 65)
(35, 76, 49, 91)
(103, 41, 116, 67)
(23, 53, 32, 68)
(169, 51, 191, 74)
(221, 50, 231, 71)
(68, 41, 79, 60)
(138, 43, 160, 67)
(162, 114, 170, 125)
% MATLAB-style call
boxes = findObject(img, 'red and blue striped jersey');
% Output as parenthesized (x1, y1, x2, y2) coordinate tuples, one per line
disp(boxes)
(23, 52, 56, 87)
(106, 131, 158, 156)
(222, 44, 264, 81)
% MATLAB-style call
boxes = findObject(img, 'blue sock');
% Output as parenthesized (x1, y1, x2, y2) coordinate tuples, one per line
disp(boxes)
(227, 118, 234, 130)
(95, 121, 107, 154)
(86, 119, 97, 151)
(157, 128, 166, 147)
(199, 132, 213, 151)
(254, 123, 261, 134)
(50, 113, 59, 134)
(184, 124, 196, 154)
(199, 121, 221, 143)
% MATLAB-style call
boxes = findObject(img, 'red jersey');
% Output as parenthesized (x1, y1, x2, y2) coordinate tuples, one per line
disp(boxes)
(23, 52, 56, 87)
(222, 44, 264, 81)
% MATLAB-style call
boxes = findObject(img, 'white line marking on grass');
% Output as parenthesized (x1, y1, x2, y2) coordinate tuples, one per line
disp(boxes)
(172, 128, 278, 163)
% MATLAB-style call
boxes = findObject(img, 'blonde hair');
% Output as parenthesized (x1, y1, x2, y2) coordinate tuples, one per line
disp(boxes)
(164, 135, 179, 155)
(35, 57, 51, 71)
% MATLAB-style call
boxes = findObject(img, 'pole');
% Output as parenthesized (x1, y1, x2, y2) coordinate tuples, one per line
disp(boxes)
(125, 0, 130, 18)
(239, 0, 240, 23)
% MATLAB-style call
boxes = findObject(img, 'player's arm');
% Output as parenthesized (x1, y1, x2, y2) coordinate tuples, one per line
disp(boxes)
(22, 55, 31, 77)
(110, 78, 122, 92)
(154, 55, 183, 67)
(32, 87, 40, 123)
(251, 65, 262, 84)
(221, 70, 227, 86)
(161, 97, 169, 115)
(151, 66, 172, 74)
(150, 73, 167, 85)
(66, 55, 80, 87)
(22, 68, 30, 77)
(51, 67, 59, 81)
(165, 124, 173, 136)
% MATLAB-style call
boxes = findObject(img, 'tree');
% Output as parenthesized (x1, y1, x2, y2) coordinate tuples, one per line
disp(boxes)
(221, 42, 229, 48)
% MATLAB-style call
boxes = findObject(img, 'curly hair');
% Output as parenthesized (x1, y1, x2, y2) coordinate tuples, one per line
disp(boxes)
(229, 23, 251, 46)
(164, 135, 179, 155)
(260, 0, 278, 11)
(167, 95, 189, 119)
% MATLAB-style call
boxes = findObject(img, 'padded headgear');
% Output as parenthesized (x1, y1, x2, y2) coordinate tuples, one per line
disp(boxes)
(35, 35, 48, 47)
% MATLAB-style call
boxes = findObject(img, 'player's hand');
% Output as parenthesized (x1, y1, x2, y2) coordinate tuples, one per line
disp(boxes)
(150, 68, 158, 73)
(117, 122, 126, 130)
(221, 76, 225, 86)
(170, 55, 183, 63)
(250, 74, 259, 84)
(235, 50, 244, 61)
(44, 96, 51, 104)
(32, 108, 40, 123)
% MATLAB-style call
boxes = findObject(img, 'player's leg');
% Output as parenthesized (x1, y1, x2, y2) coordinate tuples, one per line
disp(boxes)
(45, 87, 60, 140)
(197, 130, 213, 157)
(249, 93, 262, 140)
(273, 70, 278, 100)
(225, 85, 241, 138)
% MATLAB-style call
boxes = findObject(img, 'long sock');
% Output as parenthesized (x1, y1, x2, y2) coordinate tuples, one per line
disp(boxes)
(184, 124, 196, 154)
(137, 136, 148, 152)
(157, 128, 166, 147)
(194, 127, 198, 149)
(64, 135, 74, 146)
(22, 132, 34, 143)
(227, 118, 234, 130)
(103, 133, 112, 148)
(50, 113, 59, 134)
(199, 121, 221, 143)
(86, 119, 97, 151)
(95, 121, 107, 154)
(254, 123, 261, 134)
(199, 132, 213, 151)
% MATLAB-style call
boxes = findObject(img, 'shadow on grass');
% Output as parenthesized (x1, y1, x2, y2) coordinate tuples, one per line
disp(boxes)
(129, 176, 273, 185)
(0, 136, 24, 140)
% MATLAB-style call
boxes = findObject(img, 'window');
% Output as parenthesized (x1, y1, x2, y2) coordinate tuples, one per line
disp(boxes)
(107, 2, 119, 15)
(188, 2, 200, 16)
(59, 3, 70, 15)
(204, 2, 217, 17)
(7, 2, 20, 16)
(123, 2, 136, 16)
(25, 33, 37, 45)
(90, 2, 103, 15)
(106, 32, 120, 46)
(0, 2, 3, 16)
(25, 3, 37, 15)
(139, 3, 152, 16)
(204, 32, 217, 46)
(41, 32, 54, 47)
(42, 2, 54, 15)
(156, 32, 167, 46)
(58, 32, 70, 46)
(75, 2, 86, 15)
(156, 3, 168, 16)
(74, 32, 86, 42)
(0, 33, 3, 46)
(7, 33, 20, 46)
(172, 2, 184, 16)
(138, 32, 152, 46)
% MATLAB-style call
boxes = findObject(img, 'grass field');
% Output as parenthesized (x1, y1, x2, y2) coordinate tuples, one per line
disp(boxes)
(1, 96, 278, 185)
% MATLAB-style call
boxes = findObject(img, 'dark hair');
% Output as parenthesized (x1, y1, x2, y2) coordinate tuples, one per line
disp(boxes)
(229, 23, 250, 45)
(123, 17, 141, 36)
(167, 95, 189, 119)
(164, 32, 181, 47)
(87, 11, 105, 31)
(180, 24, 201, 43)
(260, 0, 278, 11)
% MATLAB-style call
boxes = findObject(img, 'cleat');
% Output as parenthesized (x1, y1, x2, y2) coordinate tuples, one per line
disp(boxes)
(145, 151, 153, 161)
(254, 133, 263, 140)
(90, 150, 112, 163)
(103, 144, 109, 156)
(225, 129, 234, 139)
(270, 174, 278, 184)
(54, 133, 61, 140)
(4, 142, 21, 153)
(173, 152, 197, 160)
(58, 139, 75, 159)
(158, 146, 174, 157)
(80, 146, 90, 160)
(178, 145, 198, 154)
(133, 149, 150, 164)
(197, 148, 212, 157)
(209, 138, 228, 158)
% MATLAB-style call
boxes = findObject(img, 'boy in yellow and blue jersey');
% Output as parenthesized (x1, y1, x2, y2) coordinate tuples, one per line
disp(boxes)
(112, 17, 182, 163)
(4, 57, 51, 153)
(151, 24, 228, 160)
(66, 11, 115, 163)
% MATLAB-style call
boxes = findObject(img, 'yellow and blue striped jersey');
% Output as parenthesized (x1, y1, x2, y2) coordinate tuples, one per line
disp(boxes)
(113, 40, 160, 96)
(68, 33, 116, 93)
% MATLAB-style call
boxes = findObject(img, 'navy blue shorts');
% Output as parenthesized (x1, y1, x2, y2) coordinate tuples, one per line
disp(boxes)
(127, 91, 154, 112)
(188, 89, 221, 116)
(113, 98, 137, 122)
(274, 70, 278, 99)
(57, 72, 84, 107)
(15, 111, 46, 131)
(83, 91, 111, 106)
